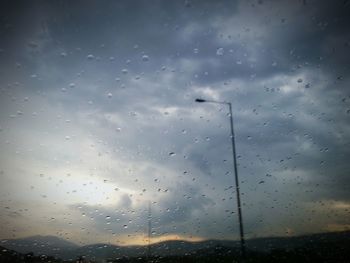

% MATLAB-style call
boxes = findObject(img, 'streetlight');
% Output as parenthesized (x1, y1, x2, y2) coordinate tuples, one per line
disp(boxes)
(195, 98, 246, 259)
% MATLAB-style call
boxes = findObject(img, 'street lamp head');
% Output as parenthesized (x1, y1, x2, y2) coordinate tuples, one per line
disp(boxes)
(195, 98, 206, 103)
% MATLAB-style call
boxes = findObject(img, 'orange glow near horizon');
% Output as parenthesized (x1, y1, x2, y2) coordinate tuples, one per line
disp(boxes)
(111, 234, 206, 246)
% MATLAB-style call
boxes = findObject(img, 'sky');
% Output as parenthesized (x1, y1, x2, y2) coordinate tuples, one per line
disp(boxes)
(0, 0, 349, 246)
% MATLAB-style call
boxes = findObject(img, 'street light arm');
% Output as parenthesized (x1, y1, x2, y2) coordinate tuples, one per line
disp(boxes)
(195, 98, 229, 105)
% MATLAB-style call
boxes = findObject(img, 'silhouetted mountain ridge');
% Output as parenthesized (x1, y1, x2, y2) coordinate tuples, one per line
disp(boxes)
(1, 231, 349, 260)
(1, 235, 78, 259)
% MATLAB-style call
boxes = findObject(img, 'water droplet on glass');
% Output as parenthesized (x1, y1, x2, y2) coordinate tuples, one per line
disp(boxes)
(87, 54, 94, 60)
(142, 55, 149, 62)
(216, 47, 224, 56)
(169, 152, 176, 157)
(107, 92, 113, 98)
(105, 216, 111, 220)
(121, 69, 128, 74)
(297, 78, 303, 83)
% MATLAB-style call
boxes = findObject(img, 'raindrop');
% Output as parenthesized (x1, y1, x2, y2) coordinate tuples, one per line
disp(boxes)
(69, 83, 75, 88)
(169, 152, 176, 157)
(297, 78, 303, 83)
(258, 180, 265, 184)
(142, 55, 149, 62)
(121, 69, 128, 74)
(193, 48, 199, 54)
(216, 47, 224, 56)
(107, 92, 113, 98)
(105, 216, 111, 220)
(65, 136, 71, 140)
(87, 54, 94, 60)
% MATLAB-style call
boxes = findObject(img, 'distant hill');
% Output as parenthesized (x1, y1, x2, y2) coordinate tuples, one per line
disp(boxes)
(1, 231, 349, 261)
(1, 235, 79, 260)
(246, 230, 350, 251)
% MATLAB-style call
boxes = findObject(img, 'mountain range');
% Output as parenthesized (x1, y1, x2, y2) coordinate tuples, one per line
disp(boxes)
(1, 231, 349, 261)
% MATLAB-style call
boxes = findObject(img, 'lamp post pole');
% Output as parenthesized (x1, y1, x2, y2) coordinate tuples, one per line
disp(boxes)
(195, 99, 246, 259)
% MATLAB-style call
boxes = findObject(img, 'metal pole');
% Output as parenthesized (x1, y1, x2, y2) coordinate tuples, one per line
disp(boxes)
(148, 201, 151, 262)
(195, 98, 246, 259)
(228, 102, 246, 259)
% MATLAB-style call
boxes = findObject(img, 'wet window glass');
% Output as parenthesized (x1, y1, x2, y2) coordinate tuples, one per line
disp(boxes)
(0, 1, 349, 262)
